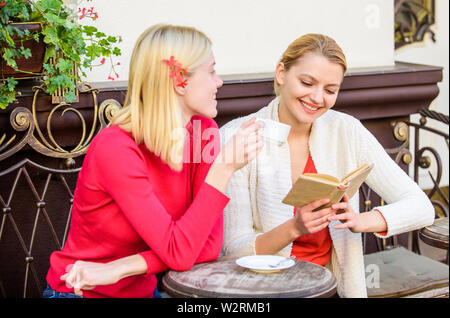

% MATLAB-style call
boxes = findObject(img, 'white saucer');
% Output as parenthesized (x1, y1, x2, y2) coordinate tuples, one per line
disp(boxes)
(235, 255, 295, 273)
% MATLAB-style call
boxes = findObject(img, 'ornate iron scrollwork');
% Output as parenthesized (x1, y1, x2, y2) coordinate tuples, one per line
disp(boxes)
(389, 109, 448, 217)
(0, 84, 122, 162)
(0, 85, 123, 297)
(395, 0, 436, 49)
(389, 121, 413, 165)
(362, 108, 449, 255)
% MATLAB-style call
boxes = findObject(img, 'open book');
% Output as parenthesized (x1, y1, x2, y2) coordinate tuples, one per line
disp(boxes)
(282, 163, 374, 210)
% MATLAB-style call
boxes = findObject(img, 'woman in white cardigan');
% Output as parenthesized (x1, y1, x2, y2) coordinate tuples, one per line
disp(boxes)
(219, 34, 434, 298)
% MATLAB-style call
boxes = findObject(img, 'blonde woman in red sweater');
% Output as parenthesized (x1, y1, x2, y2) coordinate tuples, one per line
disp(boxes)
(44, 24, 263, 298)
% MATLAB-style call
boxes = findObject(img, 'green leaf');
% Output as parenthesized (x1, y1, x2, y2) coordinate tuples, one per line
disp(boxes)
(85, 45, 103, 60)
(28, 11, 43, 22)
(21, 47, 32, 59)
(113, 47, 121, 56)
(43, 12, 66, 25)
(64, 90, 76, 103)
(2, 49, 18, 69)
(98, 39, 109, 47)
(0, 78, 18, 109)
(82, 26, 98, 36)
(44, 45, 56, 62)
(2, 29, 15, 46)
(43, 63, 56, 75)
(36, 0, 64, 12)
(6, 77, 18, 90)
(95, 32, 106, 38)
(42, 27, 58, 44)
(56, 58, 73, 73)
(107, 36, 117, 43)
(21, 5, 30, 21)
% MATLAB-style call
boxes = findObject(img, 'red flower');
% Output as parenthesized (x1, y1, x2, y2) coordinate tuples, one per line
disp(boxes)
(1, 0, 6, 6)
(162, 56, 188, 88)
(175, 72, 184, 83)
(176, 79, 188, 88)
(162, 56, 176, 68)
(100, 58, 106, 64)
(169, 69, 177, 79)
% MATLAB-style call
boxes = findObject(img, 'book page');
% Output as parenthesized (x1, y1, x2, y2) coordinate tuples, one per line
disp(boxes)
(343, 163, 374, 199)
(341, 164, 370, 183)
(303, 173, 340, 184)
(282, 177, 342, 208)
(282, 163, 374, 209)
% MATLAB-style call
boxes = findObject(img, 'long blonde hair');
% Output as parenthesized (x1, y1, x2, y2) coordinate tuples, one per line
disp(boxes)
(111, 24, 212, 171)
(274, 34, 347, 96)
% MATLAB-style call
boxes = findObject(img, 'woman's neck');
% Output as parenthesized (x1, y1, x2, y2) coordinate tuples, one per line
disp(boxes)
(181, 109, 193, 127)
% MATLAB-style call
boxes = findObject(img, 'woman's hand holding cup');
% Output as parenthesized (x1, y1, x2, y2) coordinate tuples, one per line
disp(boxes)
(205, 118, 263, 192)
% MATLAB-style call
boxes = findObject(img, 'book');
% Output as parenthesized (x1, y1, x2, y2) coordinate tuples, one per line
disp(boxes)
(282, 163, 374, 210)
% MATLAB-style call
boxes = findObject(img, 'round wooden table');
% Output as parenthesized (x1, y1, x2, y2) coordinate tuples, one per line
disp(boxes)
(419, 217, 449, 264)
(162, 257, 337, 298)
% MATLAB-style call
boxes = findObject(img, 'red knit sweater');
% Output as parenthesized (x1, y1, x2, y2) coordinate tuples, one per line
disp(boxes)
(46, 116, 229, 298)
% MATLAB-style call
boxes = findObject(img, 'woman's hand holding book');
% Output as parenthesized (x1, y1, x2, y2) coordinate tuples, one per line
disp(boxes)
(293, 198, 336, 237)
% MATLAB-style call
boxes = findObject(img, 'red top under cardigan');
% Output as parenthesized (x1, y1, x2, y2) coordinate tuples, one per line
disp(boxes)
(291, 154, 333, 266)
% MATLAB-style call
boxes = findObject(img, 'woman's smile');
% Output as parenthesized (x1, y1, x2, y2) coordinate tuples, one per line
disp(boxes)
(299, 99, 322, 114)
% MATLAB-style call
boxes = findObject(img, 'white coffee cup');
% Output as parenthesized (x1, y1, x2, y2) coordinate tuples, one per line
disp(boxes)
(256, 118, 291, 146)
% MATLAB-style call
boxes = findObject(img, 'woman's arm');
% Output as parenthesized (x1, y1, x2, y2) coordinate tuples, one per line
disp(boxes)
(255, 198, 335, 255)
(61, 119, 262, 291)
(62, 217, 223, 296)
(91, 119, 259, 271)
(326, 194, 387, 233)
(60, 254, 148, 296)
(355, 121, 434, 237)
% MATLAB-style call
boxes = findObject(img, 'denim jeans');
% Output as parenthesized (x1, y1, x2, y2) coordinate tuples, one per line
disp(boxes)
(43, 284, 83, 298)
(43, 283, 162, 298)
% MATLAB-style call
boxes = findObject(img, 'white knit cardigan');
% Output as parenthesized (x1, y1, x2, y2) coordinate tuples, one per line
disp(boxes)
(219, 97, 434, 298)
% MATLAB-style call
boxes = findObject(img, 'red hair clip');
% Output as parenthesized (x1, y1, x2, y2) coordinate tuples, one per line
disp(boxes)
(162, 56, 189, 88)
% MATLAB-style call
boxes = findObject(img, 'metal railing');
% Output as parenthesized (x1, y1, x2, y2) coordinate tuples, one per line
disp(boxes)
(0, 85, 122, 297)
(361, 108, 449, 254)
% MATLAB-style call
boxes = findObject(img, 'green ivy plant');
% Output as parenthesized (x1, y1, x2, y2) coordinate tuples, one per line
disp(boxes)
(0, 0, 122, 109)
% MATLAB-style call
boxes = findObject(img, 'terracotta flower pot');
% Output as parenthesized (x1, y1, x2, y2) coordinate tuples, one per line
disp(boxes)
(0, 22, 46, 79)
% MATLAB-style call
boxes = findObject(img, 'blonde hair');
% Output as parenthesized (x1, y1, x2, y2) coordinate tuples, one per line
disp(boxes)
(110, 24, 212, 171)
(274, 34, 347, 96)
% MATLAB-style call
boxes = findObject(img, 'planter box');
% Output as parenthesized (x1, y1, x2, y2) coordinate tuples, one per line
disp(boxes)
(0, 22, 45, 79)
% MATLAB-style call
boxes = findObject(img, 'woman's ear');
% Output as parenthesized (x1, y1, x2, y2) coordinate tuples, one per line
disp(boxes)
(173, 82, 186, 96)
(275, 62, 285, 86)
